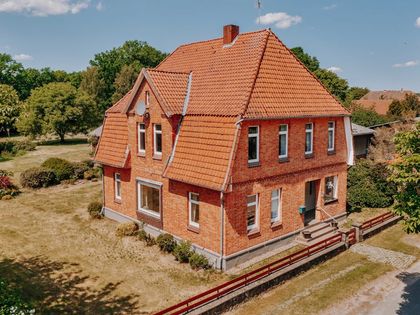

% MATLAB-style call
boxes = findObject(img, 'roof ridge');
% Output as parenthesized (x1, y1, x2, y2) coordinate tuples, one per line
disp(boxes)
(147, 68, 190, 75)
(240, 29, 270, 117)
(266, 29, 350, 115)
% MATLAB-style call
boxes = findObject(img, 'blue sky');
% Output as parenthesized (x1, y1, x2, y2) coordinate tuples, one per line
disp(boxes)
(0, 0, 419, 91)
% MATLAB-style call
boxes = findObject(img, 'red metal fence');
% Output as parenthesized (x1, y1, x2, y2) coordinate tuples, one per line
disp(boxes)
(361, 211, 397, 231)
(155, 233, 343, 315)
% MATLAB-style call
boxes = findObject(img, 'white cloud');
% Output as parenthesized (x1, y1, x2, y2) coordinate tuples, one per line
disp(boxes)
(96, 1, 103, 11)
(393, 60, 419, 68)
(327, 66, 342, 73)
(13, 53, 33, 61)
(323, 4, 337, 10)
(257, 12, 302, 29)
(0, 0, 90, 16)
(415, 17, 420, 28)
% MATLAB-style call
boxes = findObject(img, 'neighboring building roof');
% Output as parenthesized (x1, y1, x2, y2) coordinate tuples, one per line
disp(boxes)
(94, 113, 129, 168)
(351, 123, 375, 136)
(355, 90, 415, 115)
(164, 116, 237, 191)
(89, 125, 103, 137)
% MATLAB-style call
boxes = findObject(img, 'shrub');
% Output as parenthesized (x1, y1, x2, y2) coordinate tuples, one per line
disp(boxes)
(138, 229, 147, 241)
(88, 201, 102, 219)
(173, 241, 192, 263)
(0, 278, 34, 314)
(0, 140, 36, 157)
(20, 167, 57, 189)
(12, 140, 36, 152)
(156, 233, 176, 253)
(41, 158, 74, 181)
(145, 234, 156, 246)
(189, 252, 210, 270)
(0, 175, 20, 199)
(72, 161, 90, 179)
(115, 222, 138, 237)
(0, 170, 13, 177)
(1, 195, 13, 200)
(347, 160, 397, 211)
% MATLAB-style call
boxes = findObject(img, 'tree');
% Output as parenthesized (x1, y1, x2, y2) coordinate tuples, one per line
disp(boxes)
(111, 62, 141, 103)
(345, 87, 369, 106)
(350, 105, 389, 127)
(388, 123, 420, 233)
(290, 47, 320, 72)
(0, 84, 20, 136)
(89, 40, 167, 110)
(79, 66, 107, 113)
(314, 68, 349, 102)
(17, 82, 96, 142)
(387, 93, 420, 119)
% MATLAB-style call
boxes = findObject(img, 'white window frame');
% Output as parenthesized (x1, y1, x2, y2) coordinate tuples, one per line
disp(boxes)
(305, 123, 314, 155)
(246, 194, 259, 231)
(271, 189, 281, 223)
(114, 173, 121, 200)
(137, 180, 162, 219)
(188, 192, 200, 228)
(328, 121, 335, 152)
(248, 126, 259, 164)
(324, 175, 338, 202)
(153, 124, 162, 156)
(138, 123, 146, 154)
(279, 124, 288, 159)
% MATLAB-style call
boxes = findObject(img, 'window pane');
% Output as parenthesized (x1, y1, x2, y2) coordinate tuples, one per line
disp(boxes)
(191, 203, 199, 223)
(305, 132, 312, 152)
(271, 197, 279, 220)
(328, 122, 334, 129)
(328, 130, 334, 149)
(325, 176, 336, 202)
(155, 124, 161, 131)
(247, 195, 257, 204)
(306, 123, 312, 130)
(140, 132, 145, 151)
(279, 125, 287, 132)
(248, 136, 257, 161)
(271, 190, 279, 198)
(115, 174, 120, 181)
(141, 185, 160, 214)
(279, 134, 287, 156)
(247, 204, 256, 227)
(191, 193, 199, 202)
(249, 126, 258, 134)
(156, 133, 162, 153)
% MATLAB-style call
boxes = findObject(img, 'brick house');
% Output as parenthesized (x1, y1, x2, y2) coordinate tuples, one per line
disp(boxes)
(95, 25, 354, 269)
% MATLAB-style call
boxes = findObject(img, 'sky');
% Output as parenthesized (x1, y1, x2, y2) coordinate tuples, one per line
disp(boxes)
(0, 0, 419, 91)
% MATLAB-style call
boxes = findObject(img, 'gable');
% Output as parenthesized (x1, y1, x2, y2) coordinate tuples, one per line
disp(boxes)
(245, 32, 349, 118)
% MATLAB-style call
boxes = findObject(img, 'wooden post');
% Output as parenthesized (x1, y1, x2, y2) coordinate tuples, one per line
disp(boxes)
(352, 223, 363, 243)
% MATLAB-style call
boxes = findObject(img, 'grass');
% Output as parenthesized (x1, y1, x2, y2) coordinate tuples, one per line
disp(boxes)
(0, 142, 228, 314)
(341, 207, 391, 229)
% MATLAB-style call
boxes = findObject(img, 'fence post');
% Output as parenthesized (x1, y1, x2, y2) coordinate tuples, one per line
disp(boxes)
(352, 223, 363, 243)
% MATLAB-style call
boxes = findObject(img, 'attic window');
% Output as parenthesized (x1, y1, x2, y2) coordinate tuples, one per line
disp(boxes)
(145, 91, 150, 106)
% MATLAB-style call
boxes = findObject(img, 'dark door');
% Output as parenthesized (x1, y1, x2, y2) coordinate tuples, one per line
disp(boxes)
(304, 180, 317, 225)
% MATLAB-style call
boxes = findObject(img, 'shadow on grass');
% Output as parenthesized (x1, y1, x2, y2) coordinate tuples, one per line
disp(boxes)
(37, 138, 88, 146)
(0, 256, 139, 314)
(396, 271, 420, 315)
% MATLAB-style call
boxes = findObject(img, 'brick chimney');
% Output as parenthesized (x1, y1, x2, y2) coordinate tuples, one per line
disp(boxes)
(223, 25, 239, 45)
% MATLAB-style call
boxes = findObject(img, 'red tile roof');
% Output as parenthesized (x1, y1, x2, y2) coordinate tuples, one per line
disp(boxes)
(355, 90, 415, 115)
(94, 113, 129, 168)
(106, 90, 133, 113)
(164, 116, 237, 191)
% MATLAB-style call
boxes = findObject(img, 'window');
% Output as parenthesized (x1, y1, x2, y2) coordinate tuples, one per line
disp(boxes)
(189, 192, 200, 228)
(248, 126, 259, 164)
(246, 194, 258, 231)
(305, 123, 314, 155)
(138, 123, 146, 154)
(114, 173, 121, 200)
(153, 124, 162, 156)
(271, 189, 281, 223)
(145, 91, 150, 106)
(324, 176, 338, 203)
(279, 124, 288, 159)
(137, 181, 161, 218)
(328, 121, 335, 152)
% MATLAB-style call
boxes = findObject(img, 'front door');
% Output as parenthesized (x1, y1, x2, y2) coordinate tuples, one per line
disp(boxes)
(304, 180, 318, 225)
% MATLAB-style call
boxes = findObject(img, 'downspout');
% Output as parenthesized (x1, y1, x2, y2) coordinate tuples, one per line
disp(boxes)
(219, 191, 225, 270)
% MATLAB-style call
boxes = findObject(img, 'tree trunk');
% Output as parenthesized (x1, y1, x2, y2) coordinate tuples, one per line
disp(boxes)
(59, 133, 65, 143)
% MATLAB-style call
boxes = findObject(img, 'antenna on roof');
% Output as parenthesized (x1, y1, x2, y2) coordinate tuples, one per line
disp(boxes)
(256, 0, 262, 25)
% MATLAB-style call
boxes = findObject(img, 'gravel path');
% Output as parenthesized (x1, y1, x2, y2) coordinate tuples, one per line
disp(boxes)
(350, 244, 416, 269)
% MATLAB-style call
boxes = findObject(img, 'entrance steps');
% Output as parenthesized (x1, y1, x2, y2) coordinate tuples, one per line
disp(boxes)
(296, 221, 339, 246)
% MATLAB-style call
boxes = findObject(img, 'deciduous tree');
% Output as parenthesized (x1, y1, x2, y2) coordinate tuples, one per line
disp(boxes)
(0, 84, 20, 136)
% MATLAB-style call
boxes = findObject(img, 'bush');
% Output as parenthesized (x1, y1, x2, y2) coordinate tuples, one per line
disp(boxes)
(173, 241, 192, 263)
(115, 222, 138, 237)
(41, 158, 75, 181)
(347, 160, 397, 211)
(189, 252, 210, 270)
(0, 140, 36, 157)
(20, 167, 57, 189)
(0, 278, 34, 314)
(138, 229, 147, 241)
(72, 161, 90, 179)
(145, 234, 156, 246)
(156, 233, 176, 253)
(88, 201, 102, 219)
(12, 140, 36, 152)
(0, 169, 13, 177)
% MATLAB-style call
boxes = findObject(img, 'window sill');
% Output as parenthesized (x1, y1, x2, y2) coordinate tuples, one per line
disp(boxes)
(278, 157, 289, 163)
(114, 198, 122, 204)
(247, 228, 260, 238)
(324, 198, 338, 205)
(248, 161, 260, 168)
(152, 154, 162, 160)
(187, 225, 200, 234)
(137, 152, 146, 157)
(271, 221, 283, 229)
(327, 150, 336, 156)
(304, 153, 314, 159)
(137, 209, 161, 220)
